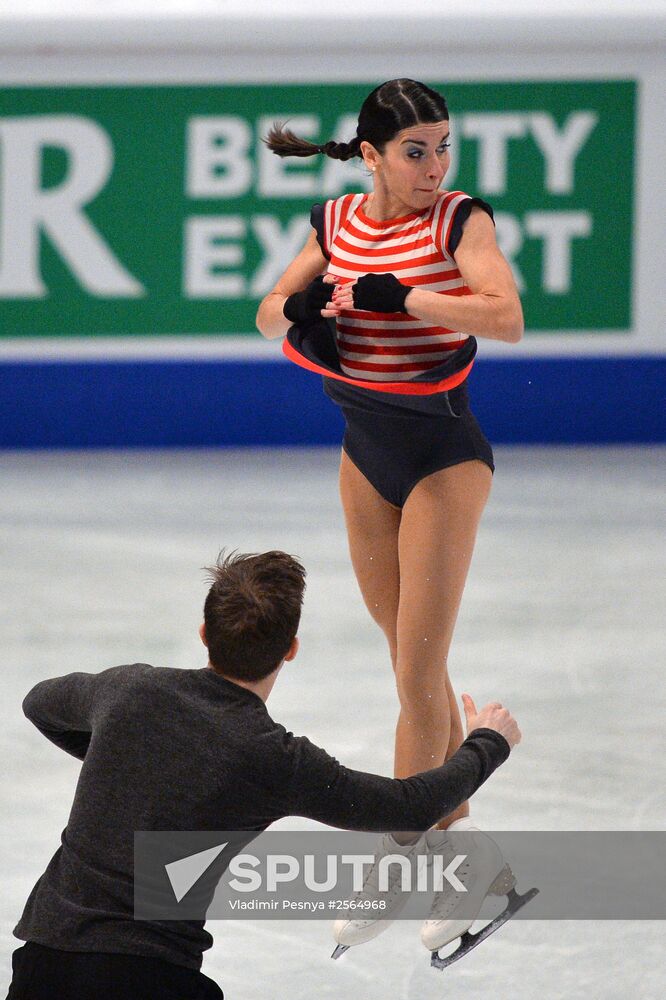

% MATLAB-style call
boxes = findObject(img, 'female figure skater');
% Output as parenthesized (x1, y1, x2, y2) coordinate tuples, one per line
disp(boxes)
(256, 79, 523, 956)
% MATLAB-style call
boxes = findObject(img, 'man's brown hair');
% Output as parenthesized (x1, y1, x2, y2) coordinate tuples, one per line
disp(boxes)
(203, 550, 306, 682)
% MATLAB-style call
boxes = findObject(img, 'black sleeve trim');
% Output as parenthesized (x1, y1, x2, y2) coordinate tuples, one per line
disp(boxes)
(448, 197, 495, 257)
(310, 203, 330, 261)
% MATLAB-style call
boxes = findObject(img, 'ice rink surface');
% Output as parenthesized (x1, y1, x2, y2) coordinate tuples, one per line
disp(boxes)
(1, 445, 664, 999)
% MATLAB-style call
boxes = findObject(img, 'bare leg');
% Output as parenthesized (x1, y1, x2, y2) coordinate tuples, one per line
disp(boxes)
(339, 451, 491, 830)
(338, 450, 401, 665)
(394, 460, 492, 826)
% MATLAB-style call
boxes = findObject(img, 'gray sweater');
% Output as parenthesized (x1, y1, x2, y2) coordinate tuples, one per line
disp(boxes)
(15, 663, 510, 969)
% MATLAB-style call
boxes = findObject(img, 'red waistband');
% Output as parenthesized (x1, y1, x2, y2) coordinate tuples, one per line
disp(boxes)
(282, 338, 473, 396)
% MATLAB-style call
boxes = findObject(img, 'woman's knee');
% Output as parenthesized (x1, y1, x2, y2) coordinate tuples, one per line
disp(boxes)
(394, 662, 450, 718)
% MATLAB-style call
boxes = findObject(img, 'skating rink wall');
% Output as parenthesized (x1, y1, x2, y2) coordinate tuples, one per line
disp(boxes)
(0, 2, 665, 447)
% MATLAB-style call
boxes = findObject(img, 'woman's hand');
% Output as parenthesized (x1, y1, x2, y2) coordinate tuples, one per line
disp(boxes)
(330, 273, 412, 314)
(283, 274, 342, 324)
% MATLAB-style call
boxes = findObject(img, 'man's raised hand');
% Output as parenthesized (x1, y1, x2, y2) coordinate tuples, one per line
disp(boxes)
(462, 693, 521, 749)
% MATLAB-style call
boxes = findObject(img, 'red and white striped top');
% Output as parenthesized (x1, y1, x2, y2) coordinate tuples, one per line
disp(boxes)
(323, 190, 474, 381)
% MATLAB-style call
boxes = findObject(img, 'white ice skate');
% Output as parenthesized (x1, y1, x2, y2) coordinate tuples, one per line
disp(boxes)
(421, 822, 539, 969)
(331, 832, 425, 959)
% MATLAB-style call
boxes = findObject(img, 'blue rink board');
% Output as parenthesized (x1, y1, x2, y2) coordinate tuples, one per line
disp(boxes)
(0, 356, 663, 448)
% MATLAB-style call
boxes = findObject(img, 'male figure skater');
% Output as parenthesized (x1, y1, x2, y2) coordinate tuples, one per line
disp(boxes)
(8, 550, 520, 999)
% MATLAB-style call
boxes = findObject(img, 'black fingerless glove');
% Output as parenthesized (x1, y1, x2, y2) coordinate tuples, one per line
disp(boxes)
(283, 275, 331, 325)
(352, 273, 411, 313)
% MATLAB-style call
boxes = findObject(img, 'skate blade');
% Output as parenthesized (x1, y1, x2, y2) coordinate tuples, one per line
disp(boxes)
(430, 886, 539, 970)
(331, 944, 350, 960)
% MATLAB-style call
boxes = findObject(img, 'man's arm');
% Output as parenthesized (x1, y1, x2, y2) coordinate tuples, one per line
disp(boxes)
(286, 728, 510, 832)
(22, 672, 101, 759)
(285, 696, 520, 831)
(22, 665, 147, 760)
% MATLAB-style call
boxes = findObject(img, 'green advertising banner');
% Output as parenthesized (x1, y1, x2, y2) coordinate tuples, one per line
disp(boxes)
(0, 81, 635, 337)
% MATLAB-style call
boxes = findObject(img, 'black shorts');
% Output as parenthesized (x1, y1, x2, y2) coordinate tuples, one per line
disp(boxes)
(6, 942, 224, 1000)
(329, 379, 494, 508)
(283, 317, 493, 507)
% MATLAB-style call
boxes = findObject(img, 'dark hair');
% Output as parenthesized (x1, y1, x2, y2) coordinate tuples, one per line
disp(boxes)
(263, 79, 449, 161)
(203, 550, 306, 682)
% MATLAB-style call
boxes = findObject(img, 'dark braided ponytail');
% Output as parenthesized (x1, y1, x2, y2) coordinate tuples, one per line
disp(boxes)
(263, 124, 361, 161)
(318, 137, 362, 160)
(262, 79, 448, 162)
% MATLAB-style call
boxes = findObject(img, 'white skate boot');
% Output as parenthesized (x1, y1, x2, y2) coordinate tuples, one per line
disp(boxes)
(331, 831, 425, 959)
(421, 819, 538, 968)
(422, 821, 510, 950)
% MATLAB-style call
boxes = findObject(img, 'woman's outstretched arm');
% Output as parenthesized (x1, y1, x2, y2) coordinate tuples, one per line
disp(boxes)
(332, 207, 524, 343)
(255, 230, 335, 340)
(407, 207, 524, 342)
